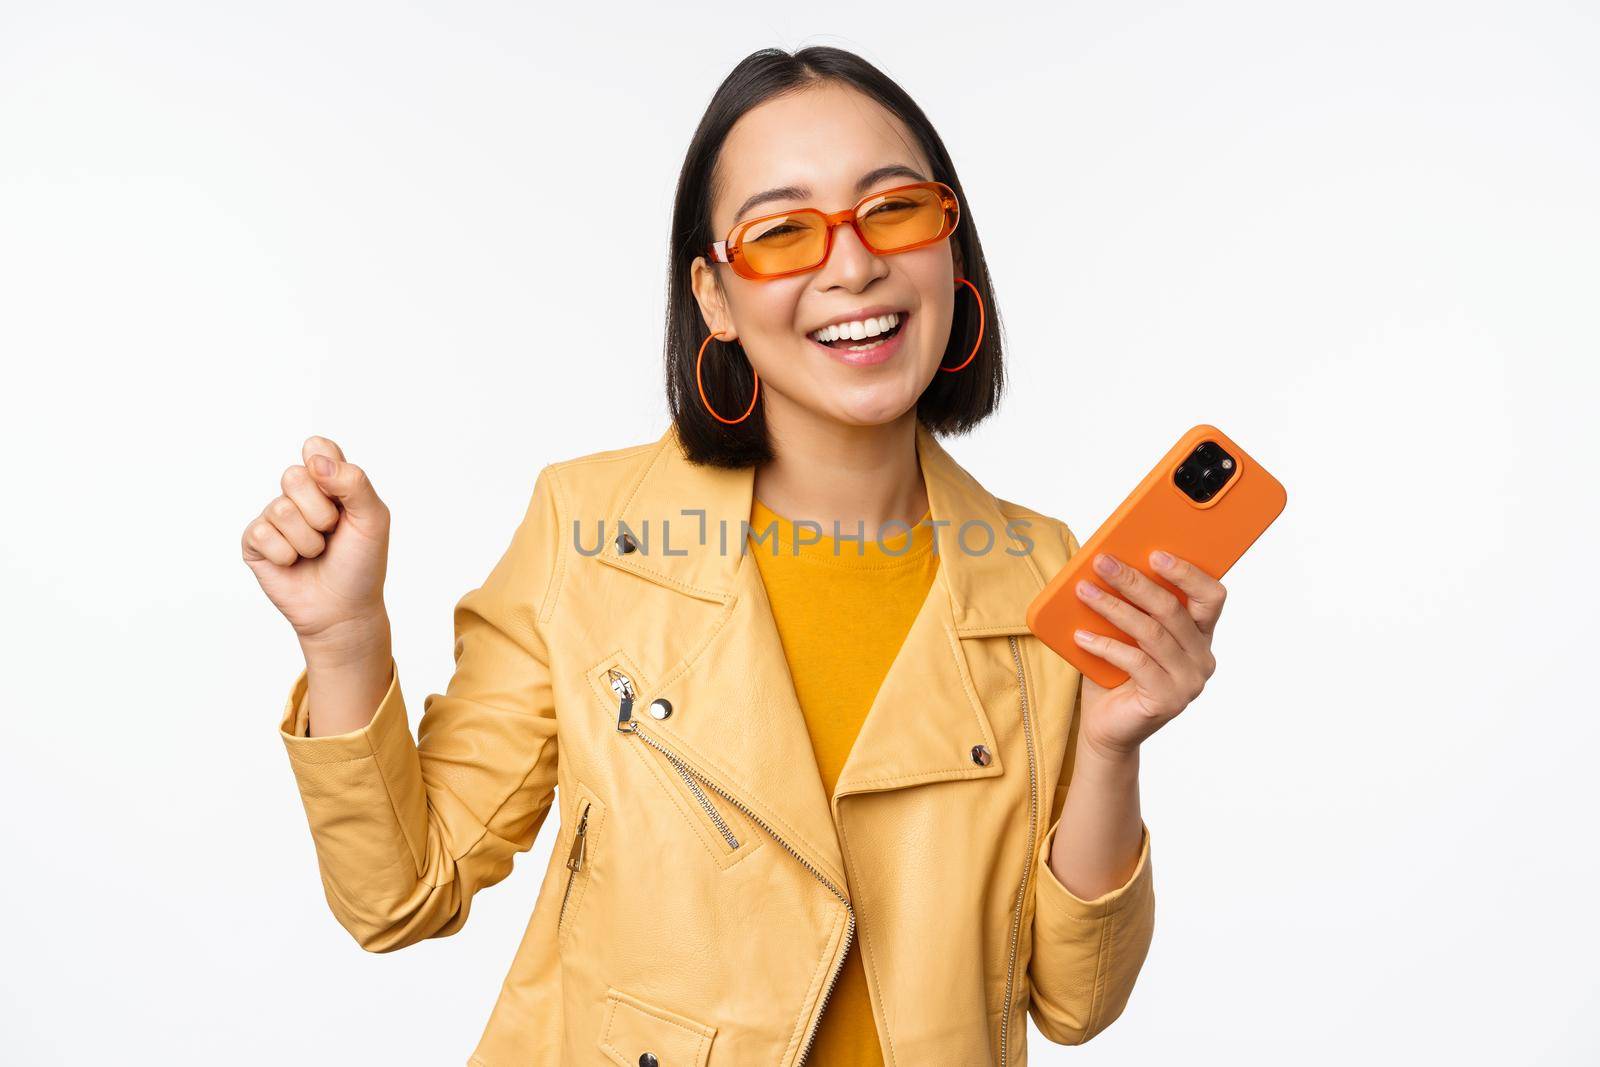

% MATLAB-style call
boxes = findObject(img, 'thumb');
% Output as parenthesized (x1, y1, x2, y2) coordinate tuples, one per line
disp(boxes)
(307, 452, 384, 521)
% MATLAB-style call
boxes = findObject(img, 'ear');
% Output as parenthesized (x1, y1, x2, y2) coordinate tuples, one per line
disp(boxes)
(690, 256, 737, 342)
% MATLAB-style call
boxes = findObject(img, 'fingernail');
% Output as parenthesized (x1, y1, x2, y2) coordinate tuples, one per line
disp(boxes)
(1077, 579, 1101, 599)
(1094, 553, 1117, 577)
(1151, 550, 1173, 569)
(1074, 629, 1092, 642)
(311, 455, 333, 477)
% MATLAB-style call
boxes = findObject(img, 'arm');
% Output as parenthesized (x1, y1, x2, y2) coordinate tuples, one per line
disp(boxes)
(1026, 682, 1155, 1045)
(1026, 520, 1156, 1044)
(276, 465, 564, 953)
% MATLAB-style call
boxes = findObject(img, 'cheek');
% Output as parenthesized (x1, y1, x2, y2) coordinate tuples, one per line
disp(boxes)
(725, 283, 809, 386)
(736, 279, 806, 342)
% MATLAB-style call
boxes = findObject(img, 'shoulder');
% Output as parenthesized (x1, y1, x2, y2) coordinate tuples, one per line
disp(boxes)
(492, 430, 666, 621)
(990, 495, 1082, 576)
(522, 429, 667, 523)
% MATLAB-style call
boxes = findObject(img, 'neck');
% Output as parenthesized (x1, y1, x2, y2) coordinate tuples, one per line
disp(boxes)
(753, 403, 929, 534)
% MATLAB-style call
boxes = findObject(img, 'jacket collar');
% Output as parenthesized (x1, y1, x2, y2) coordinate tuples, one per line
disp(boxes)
(589, 422, 1057, 890)
(596, 421, 1050, 636)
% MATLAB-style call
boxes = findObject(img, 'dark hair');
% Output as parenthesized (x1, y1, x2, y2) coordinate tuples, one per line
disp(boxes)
(664, 46, 1005, 469)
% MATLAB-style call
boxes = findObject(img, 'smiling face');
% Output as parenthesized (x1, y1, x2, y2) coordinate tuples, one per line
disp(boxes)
(690, 80, 964, 431)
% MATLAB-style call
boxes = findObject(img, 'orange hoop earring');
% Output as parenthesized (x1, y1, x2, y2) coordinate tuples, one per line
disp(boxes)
(941, 277, 984, 372)
(696, 331, 761, 425)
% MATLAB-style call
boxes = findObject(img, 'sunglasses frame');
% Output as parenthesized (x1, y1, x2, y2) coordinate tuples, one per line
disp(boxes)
(707, 180, 961, 281)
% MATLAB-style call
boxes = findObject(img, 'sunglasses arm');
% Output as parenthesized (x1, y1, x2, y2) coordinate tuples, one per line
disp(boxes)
(708, 241, 731, 264)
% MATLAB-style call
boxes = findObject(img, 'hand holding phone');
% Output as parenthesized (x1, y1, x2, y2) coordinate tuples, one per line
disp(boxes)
(1026, 424, 1287, 689)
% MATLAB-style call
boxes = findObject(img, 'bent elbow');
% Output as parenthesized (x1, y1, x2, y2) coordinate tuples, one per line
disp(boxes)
(319, 868, 472, 955)
(1028, 995, 1132, 1047)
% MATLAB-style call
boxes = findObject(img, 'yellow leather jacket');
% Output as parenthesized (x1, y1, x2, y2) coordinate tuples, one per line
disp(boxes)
(278, 421, 1155, 1066)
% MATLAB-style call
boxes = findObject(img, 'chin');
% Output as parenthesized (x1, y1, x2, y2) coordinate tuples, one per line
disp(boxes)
(829, 387, 923, 427)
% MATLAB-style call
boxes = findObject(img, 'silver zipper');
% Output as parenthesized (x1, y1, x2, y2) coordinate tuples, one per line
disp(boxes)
(557, 799, 591, 937)
(610, 669, 740, 850)
(610, 669, 853, 1067)
(999, 634, 1039, 1067)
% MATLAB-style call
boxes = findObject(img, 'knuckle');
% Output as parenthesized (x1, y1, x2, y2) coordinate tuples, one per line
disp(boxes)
(247, 522, 281, 556)
(282, 464, 309, 490)
(269, 496, 298, 521)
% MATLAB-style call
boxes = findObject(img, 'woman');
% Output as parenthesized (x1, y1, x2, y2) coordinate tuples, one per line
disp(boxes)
(243, 46, 1226, 1066)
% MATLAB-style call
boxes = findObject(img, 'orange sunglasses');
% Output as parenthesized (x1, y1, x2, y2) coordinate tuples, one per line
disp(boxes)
(707, 180, 961, 281)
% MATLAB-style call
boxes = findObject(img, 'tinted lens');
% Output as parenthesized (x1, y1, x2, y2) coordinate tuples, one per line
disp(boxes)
(739, 211, 827, 276)
(858, 186, 947, 251)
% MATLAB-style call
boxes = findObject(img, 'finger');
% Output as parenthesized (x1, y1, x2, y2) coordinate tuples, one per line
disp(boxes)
(303, 450, 385, 526)
(281, 464, 340, 532)
(1090, 552, 1209, 658)
(301, 435, 348, 467)
(1072, 626, 1173, 695)
(242, 514, 298, 567)
(262, 495, 327, 559)
(1148, 550, 1228, 635)
(1075, 578, 1190, 678)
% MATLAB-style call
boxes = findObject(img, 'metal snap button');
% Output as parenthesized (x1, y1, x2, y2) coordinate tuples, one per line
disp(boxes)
(615, 530, 639, 554)
(639, 1054, 659, 1067)
(648, 698, 672, 720)
(970, 744, 992, 766)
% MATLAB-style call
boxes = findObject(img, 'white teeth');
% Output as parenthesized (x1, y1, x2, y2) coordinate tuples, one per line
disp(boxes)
(809, 312, 901, 344)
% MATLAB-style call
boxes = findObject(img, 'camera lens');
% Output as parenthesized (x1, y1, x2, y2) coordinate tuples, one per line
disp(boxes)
(1174, 464, 1200, 491)
(1194, 441, 1221, 464)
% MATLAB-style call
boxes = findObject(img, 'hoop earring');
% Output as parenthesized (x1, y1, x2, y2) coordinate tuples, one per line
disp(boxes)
(941, 277, 984, 373)
(696, 331, 761, 425)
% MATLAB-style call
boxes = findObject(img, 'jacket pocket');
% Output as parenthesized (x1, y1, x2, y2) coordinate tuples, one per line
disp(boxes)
(598, 986, 716, 1067)
(590, 656, 764, 870)
(556, 781, 605, 946)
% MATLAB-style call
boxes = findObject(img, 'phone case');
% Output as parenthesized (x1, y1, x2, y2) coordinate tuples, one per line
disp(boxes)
(1026, 424, 1288, 688)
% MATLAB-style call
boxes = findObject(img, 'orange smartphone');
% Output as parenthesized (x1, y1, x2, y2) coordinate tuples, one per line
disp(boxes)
(1026, 424, 1288, 689)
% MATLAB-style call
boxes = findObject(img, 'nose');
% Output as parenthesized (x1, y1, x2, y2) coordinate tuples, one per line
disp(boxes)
(820, 218, 887, 289)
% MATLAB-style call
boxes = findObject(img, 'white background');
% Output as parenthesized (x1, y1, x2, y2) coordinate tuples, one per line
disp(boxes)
(2, 2, 1596, 1063)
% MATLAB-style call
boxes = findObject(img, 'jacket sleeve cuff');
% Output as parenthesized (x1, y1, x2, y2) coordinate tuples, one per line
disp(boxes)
(278, 659, 405, 756)
(276, 657, 430, 882)
(1034, 814, 1152, 921)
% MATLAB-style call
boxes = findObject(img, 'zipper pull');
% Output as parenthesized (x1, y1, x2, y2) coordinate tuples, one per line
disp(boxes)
(609, 669, 637, 732)
(566, 803, 589, 872)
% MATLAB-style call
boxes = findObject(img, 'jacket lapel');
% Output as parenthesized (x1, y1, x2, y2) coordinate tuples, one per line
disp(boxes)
(591, 422, 1055, 888)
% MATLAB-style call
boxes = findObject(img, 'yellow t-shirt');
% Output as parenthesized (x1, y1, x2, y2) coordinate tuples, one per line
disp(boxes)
(747, 495, 939, 1067)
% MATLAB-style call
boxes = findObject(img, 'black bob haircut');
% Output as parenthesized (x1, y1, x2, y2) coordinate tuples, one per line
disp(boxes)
(664, 46, 1005, 469)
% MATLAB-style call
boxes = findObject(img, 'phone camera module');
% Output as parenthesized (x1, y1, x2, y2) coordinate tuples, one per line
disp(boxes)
(1173, 440, 1238, 503)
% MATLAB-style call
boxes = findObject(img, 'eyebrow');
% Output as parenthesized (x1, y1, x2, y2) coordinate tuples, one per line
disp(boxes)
(731, 163, 929, 225)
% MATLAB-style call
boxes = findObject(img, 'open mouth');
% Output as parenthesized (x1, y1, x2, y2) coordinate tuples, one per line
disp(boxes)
(807, 311, 908, 353)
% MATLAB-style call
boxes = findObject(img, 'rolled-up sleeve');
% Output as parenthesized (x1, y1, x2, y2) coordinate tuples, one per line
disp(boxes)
(277, 464, 565, 954)
(1026, 811, 1154, 1044)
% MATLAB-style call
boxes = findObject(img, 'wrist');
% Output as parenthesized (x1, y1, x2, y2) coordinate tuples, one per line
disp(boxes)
(298, 612, 392, 670)
(1074, 732, 1141, 780)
